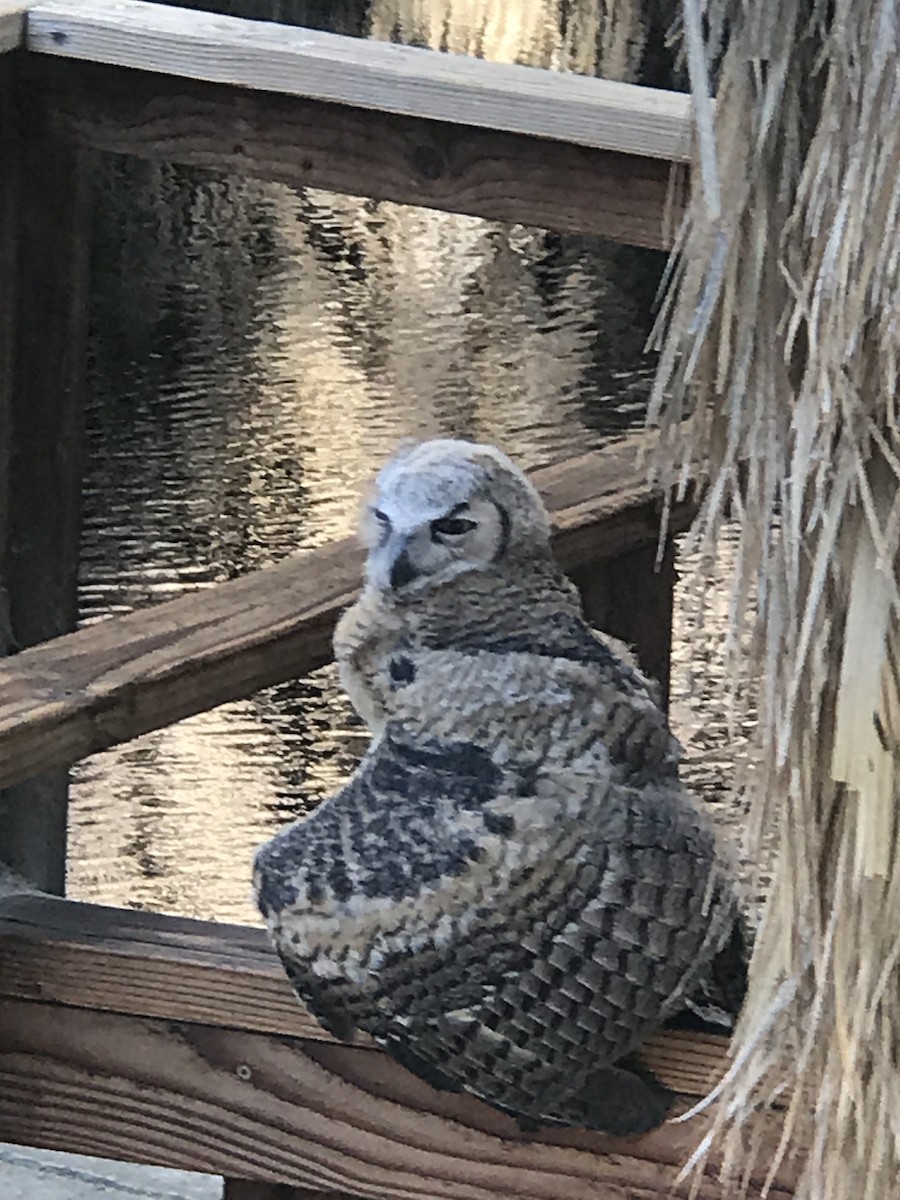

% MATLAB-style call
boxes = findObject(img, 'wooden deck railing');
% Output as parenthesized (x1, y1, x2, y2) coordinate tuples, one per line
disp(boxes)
(0, 434, 692, 794)
(1, 0, 690, 251)
(0, 8, 792, 1196)
(0, 891, 794, 1200)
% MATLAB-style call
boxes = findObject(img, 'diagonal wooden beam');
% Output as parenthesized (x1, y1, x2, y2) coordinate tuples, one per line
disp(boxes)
(0, 434, 696, 793)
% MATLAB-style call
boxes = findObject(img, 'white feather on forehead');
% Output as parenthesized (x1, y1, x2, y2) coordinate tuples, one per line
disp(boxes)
(373, 438, 551, 540)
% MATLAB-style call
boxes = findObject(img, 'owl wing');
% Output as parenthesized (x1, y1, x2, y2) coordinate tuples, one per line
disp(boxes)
(255, 726, 737, 1130)
(358, 780, 733, 1130)
(421, 606, 682, 782)
(254, 724, 523, 1040)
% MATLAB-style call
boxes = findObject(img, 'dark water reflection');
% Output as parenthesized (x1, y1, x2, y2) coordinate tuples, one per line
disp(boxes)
(68, 0, 752, 922)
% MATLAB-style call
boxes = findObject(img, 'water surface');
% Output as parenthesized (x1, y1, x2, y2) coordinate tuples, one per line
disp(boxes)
(67, 0, 754, 923)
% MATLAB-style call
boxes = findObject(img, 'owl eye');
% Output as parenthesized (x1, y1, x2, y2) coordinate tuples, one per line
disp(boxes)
(372, 508, 390, 525)
(431, 516, 477, 539)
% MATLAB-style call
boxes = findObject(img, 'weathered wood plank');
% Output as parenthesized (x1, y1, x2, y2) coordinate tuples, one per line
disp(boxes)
(0, 891, 728, 1101)
(0, 435, 697, 793)
(0, 45, 91, 892)
(33, 57, 685, 252)
(26, 0, 693, 161)
(0, 891, 330, 1043)
(0, 998, 795, 1198)
(0, 3, 29, 54)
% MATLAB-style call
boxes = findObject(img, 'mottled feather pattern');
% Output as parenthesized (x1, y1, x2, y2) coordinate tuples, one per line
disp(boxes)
(255, 440, 745, 1134)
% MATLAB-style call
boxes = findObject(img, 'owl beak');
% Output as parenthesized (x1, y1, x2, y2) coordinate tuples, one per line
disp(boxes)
(389, 543, 419, 591)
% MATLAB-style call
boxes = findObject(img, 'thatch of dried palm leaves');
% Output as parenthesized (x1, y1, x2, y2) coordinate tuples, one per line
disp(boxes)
(650, 1, 900, 1197)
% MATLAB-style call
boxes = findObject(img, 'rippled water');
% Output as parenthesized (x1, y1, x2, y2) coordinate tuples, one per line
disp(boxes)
(66, 0, 754, 923)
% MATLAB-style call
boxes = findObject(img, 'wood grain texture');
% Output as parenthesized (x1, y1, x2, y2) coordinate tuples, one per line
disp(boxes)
(0, 44, 91, 891)
(0, 434, 697, 793)
(26, 0, 693, 161)
(0, 998, 796, 1198)
(33, 56, 686, 251)
(0, 891, 732, 1104)
(0, 893, 731, 1102)
(0, 891, 330, 1043)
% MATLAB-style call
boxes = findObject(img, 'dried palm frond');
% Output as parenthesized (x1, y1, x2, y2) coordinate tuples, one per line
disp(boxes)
(651, 1, 900, 1197)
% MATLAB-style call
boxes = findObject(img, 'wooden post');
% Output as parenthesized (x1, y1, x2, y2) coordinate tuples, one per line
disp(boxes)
(0, 59, 16, 662)
(573, 537, 677, 708)
(0, 53, 91, 893)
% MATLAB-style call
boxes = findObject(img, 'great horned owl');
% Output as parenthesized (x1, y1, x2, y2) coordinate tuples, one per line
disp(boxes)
(254, 439, 747, 1135)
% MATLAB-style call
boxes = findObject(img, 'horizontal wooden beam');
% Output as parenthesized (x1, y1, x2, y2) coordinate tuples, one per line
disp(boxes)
(0, 997, 792, 1199)
(0, 890, 328, 1043)
(26, 0, 693, 160)
(0, 891, 721, 1082)
(30, 56, 686, 251)
(0, 891, 744, 1100)
(0, 893, 795, 1197)
(0, 435, 696, 792)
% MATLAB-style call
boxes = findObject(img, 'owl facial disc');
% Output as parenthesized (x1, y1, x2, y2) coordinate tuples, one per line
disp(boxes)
(361, 439, 551, 594)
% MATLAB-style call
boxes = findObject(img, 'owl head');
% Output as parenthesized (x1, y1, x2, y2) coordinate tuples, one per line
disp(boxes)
(361, 439, 552, 595)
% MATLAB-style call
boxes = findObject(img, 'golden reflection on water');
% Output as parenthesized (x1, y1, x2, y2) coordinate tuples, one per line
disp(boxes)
(66, 0, 748, 924)
(367, 0, 652, 80)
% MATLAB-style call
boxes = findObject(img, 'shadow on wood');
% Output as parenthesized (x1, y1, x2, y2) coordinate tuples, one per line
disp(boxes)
(0, 3, 27, 56)
(574, 538, 677, 707)
(223, 1181, 363, 1200)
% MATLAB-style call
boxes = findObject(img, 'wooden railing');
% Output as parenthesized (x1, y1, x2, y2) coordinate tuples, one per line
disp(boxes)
(0, 433, 792, 1200)
(0, 6, 790, 1197)
(1, 0, 690, 251)
(0, 889, 796, 1200)
(0, 434, 691, 793)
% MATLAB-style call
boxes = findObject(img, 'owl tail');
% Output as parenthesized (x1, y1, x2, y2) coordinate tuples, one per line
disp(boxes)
(510, 1058, 674, 1136)
(575, 1059, 674, 1135)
